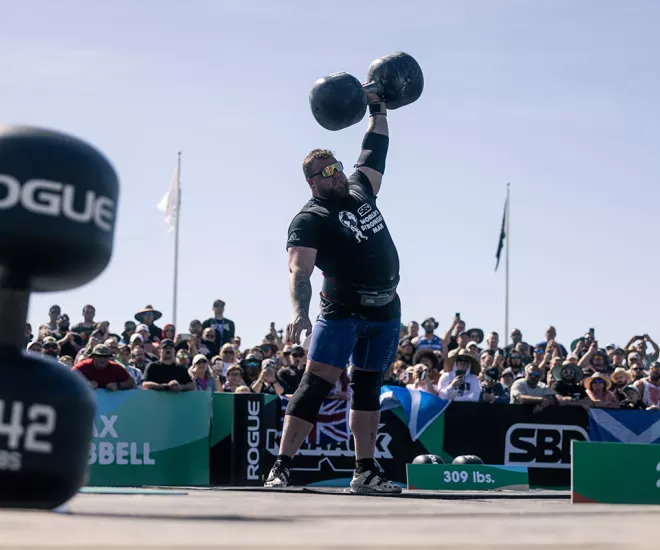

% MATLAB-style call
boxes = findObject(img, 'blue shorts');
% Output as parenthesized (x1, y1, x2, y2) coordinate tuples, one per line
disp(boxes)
(307, 315, 401, 372)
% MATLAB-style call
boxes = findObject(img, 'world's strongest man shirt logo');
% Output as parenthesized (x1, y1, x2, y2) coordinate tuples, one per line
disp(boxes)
(338, 205, 385, 244)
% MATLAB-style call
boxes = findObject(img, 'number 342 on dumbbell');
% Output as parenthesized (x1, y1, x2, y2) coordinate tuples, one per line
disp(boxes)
(0, 400, 56, 472)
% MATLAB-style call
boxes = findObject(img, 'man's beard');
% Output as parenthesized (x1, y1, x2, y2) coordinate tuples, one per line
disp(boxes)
(318, 181, 349, 200)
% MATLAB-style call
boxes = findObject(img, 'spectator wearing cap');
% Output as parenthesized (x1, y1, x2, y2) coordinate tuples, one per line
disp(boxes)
(71, 344, 136, 391)
(625, 334, 659, 369)
(202, 299, 236, 348)
(70, 304, 97, 345)
(251, 359, 285, 396)
(479, 350, 493, 370)
(619, 385, 646, 410)
(412, 317, 443, 353)
(500, 368, 515, 390)
(480, 366, 509, 404)
(610, 367, 633, 402)
(437, 349, 481, 402)
(176, 349, 191, 369)
(465, 340, 479, 358)
(134, 323, 158, 356)
(510, 364, 557, 413)
(609, 348, 625, 368)
(584, 372, 619, 409)
(551, 362, 590, 409)
(189, 354, 221, 393)
(395, 338, 415, 365)
(120, 321, 137, 345)
(134, 305, 163, 343)
(41, 336, 60, 359)
(74, 328, 106, 364)
(142, 339, 194, 392)
(223, 365, 247, 393)
(634, 361, 660, 411)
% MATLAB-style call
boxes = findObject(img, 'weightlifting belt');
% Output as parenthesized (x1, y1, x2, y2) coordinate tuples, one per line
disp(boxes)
(321, 276, 397, 308)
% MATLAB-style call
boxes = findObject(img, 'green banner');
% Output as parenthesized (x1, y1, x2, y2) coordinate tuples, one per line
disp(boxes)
(87, 390, 211, 487)
(572, 441, 660, 504)
(407, 464, 529, 491)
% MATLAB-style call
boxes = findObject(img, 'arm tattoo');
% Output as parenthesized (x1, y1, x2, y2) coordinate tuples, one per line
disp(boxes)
(290, 271, 312, 317)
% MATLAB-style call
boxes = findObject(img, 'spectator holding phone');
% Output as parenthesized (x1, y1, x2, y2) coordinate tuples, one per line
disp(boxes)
(480, 367, 509, 404)
(625, 334, 659, 368)
(251, 359, 285, 396)
(438, 349, 481, 402)
(406, 363, 437, 395)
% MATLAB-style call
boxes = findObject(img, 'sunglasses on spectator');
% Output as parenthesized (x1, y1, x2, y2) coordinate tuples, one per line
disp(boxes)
(528, 372, 541, 377)
(43, 344, 57, 350)
(245, 361, 260, 368)
(310, 161, 343, 179)
(291, 352, 304, 358)
(592, 379, 605, 384)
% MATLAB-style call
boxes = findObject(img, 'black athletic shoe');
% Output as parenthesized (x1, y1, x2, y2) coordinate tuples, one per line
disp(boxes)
(264, 462, 291, 488)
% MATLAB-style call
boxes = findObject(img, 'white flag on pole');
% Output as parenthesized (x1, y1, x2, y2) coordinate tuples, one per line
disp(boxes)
(157, 166, 179, 233)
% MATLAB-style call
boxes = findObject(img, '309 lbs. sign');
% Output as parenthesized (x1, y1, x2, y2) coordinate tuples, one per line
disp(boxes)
(505, 423, 589, 469)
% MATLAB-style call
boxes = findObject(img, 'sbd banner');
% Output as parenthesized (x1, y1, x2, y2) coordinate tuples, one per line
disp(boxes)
(87, 390, 212, 486)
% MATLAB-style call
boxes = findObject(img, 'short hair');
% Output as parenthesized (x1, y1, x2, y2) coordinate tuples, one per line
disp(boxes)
(302, 149, 335, 179)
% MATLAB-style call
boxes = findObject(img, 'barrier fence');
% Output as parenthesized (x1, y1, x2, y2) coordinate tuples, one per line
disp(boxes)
(86, 390, 655, 490)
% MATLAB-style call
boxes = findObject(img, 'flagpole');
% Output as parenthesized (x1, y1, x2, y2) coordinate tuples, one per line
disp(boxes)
(172, 152, 182, 329)
(504, 182, 510, 347)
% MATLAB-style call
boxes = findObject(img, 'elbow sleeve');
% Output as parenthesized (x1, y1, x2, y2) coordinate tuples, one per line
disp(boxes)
(355, 132, 389, 174)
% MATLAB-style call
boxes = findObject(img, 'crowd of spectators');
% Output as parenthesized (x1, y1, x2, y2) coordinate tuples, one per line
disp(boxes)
(393, 316, 660, 411)
(25, 304, 660, 412)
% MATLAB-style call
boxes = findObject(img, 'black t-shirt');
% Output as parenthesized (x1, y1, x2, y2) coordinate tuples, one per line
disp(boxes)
(202, 318, 235, 347)
(143, 361, 192, 386)
(70, 322, 95, 345)
(286, 170, 400, 321)
(552, 381, 587, 399)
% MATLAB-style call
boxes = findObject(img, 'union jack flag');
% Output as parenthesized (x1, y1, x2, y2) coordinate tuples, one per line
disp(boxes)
(280, 398, 351, 446)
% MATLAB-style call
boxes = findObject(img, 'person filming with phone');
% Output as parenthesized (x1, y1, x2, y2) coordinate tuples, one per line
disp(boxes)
(405, 363, 437, 395)
(437, 349, 481, 402)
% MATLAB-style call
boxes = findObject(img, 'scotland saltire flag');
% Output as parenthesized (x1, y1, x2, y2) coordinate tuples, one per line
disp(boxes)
(379, 385, 450, 442)
(589, 409, 660, 444)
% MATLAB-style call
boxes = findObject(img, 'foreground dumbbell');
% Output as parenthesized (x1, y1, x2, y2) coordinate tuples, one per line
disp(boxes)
(412, 454, 444, 465)
(452, 455, 484, 465)
(309, 51, 424, 131)
(0, 125, 119, 509)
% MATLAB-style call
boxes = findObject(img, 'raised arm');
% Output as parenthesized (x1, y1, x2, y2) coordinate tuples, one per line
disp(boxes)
(287, 246, 317, 344)
(355, 94, 389, 195)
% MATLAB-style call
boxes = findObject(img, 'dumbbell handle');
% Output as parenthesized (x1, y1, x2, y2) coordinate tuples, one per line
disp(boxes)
(0, 287, 30, 348)
(363, 82, 379, 95)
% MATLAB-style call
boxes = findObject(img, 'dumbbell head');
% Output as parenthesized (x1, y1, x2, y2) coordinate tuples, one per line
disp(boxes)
(0, 125, 119, 291)
(0, 349, 96, 509)
(412, 454, 444, 465)
(452, 455, 484, 465)
(309, 72, 367, 131)
(0, 125, 118, 509)
(366, 52, 424, 110)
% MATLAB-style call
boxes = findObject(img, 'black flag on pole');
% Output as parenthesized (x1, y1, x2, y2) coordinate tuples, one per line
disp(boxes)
(495, 196, 508, 271)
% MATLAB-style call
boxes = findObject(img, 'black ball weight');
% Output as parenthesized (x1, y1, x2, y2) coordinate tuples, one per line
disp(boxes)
(452, 455, 484, 465)
(412, 454, 444, 465)
(0, 350, 95, 509)
(366, 52, 424, 110)
(309, 72, 367, 132)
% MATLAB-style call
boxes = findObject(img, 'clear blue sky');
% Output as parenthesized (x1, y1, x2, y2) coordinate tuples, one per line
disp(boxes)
(3, 0, 658, 349)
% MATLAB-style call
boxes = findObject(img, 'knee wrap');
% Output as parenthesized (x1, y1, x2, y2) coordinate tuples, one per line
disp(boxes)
(285, 372, 334, 423)
(349, 369, 383, 411)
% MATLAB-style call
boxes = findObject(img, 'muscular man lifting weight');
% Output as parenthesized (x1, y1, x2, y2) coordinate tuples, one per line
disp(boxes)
(264, 94, 402, 494)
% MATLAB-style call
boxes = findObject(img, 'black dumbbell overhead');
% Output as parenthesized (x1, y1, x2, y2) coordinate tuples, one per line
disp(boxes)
(309, 51, 424, 131)
(0, 125, 119, 509)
